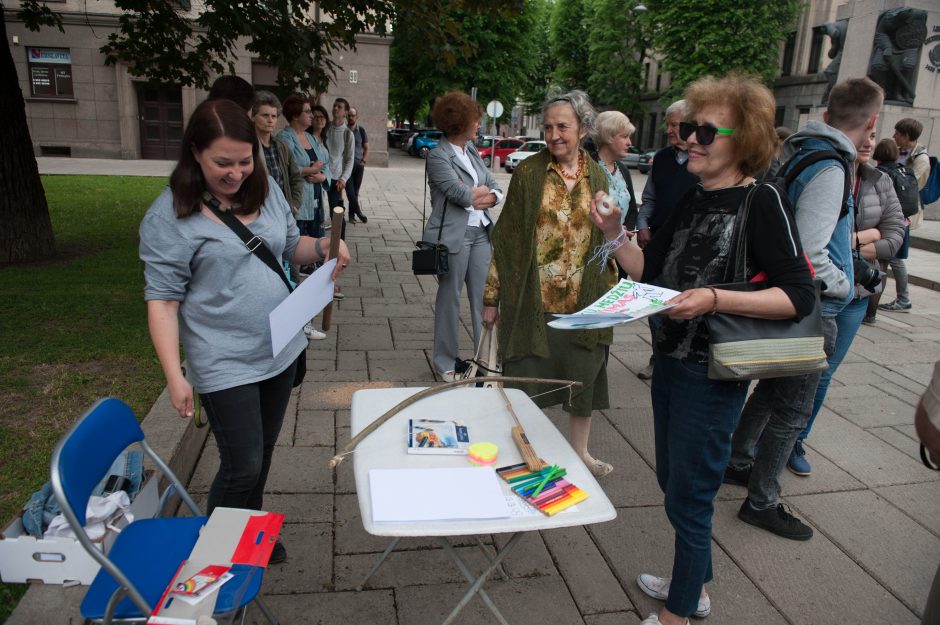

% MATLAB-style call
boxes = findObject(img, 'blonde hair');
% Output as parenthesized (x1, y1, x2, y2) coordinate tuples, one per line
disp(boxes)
(593, 111, 636, 147)
(684, 73, 776, 177)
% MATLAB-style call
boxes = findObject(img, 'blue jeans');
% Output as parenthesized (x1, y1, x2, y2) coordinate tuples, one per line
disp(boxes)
(729, 316, 838, 509)
(651, 354, 749, 618)
(200, 361, 296, 514)
(802, 297, 869, 439)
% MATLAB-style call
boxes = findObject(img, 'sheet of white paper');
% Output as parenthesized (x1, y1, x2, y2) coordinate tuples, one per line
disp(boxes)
(369, 467, 511, 523)
(269, 259, 337, 358)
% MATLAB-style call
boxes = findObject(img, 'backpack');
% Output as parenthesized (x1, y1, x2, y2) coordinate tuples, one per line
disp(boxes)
(877, 162, 921, 217)
(921, 155, 940, 206)
(771, 149, 851, 218)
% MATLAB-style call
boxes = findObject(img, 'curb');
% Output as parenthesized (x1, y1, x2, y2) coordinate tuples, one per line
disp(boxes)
(5, 391, 207, 625)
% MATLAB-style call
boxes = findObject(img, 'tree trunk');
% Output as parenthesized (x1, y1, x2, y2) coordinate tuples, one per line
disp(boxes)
(0, 11, 56, 264)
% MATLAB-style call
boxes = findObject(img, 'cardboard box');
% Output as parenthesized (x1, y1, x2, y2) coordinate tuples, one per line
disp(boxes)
(0, 474, 159, 585)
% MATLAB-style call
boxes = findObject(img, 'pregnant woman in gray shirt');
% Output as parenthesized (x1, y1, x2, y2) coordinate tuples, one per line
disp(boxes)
(139, 98, 349, 563)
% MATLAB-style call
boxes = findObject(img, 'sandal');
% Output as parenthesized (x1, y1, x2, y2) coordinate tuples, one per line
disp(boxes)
(587, 458, 614, 478)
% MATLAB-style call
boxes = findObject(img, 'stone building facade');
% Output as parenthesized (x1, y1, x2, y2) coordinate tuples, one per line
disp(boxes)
(638, 0, 938, 165)
(5, 1, 390, 164)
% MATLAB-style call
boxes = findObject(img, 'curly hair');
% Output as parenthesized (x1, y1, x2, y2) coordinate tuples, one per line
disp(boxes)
(683, 73, 776, 178)
(430, 91, 482, 138)
(542, 89, 596, 135)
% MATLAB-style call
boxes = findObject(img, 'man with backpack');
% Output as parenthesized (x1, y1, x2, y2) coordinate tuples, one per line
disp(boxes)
(724, 78, 884, 539)
(877, 118, 930, 313)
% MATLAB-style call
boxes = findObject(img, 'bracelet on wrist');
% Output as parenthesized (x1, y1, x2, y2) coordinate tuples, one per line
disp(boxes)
(314, 237, 326, 259)
(707, 286, 719, 315)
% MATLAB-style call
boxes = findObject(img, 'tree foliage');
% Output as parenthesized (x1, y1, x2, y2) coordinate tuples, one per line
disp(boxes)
(585, 0, 647, 118)
(3, 0, 519, 262)
(647, 0, 801, 98)
(389, 1, 539, 127)
(549, 0, 590, 90)
(517, 0, 556, 115)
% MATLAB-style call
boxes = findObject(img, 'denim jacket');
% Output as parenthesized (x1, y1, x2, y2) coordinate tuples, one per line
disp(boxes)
(780, 132, 856, 317)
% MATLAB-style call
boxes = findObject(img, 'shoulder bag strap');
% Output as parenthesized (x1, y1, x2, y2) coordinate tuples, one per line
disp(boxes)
(422, 156, 446, 244)
(723, 184, 759, 283)
(202, 192, 294, 293)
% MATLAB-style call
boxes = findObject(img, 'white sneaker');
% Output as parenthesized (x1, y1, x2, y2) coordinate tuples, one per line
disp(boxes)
(636, 573, 710, 618)
(439, 370, 459, 382)
(640, 613, 689, 625)
(303, 323, 326, 340)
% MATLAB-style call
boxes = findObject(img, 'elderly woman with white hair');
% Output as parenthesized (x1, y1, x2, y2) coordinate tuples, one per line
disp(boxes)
(482, 90, 617, 477)
(592, 110, 639, 227)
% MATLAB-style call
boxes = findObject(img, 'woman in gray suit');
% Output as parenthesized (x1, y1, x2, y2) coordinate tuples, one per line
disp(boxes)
(424, 91, 502, 381)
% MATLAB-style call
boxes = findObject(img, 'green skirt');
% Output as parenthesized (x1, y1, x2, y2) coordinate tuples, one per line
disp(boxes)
(503, 315, 609, 416)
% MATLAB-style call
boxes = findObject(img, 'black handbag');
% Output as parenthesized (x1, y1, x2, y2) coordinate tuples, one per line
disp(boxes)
(704, 184, 827, 381)
(203, 193, 307, 387)
(413, 160, 450, 276)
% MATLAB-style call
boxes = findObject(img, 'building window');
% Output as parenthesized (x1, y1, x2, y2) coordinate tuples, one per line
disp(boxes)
(781, 32, 797, 77)
(775, 106, 785, 128)
(27, 47, 73, 98)
(807, 26, 825, 75)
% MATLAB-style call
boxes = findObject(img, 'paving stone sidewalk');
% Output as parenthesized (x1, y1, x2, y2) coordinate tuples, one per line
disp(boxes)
(12, 154, 940, 625)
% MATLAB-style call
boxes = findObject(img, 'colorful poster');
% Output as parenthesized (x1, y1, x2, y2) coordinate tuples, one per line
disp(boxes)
(548, 279, 680, 330)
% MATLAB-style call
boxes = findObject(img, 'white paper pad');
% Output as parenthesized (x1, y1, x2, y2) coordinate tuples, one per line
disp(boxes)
(369, 467, 511, 523)
(269, 259, 337, 357)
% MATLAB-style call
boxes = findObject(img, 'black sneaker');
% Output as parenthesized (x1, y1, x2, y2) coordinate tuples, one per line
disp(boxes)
(723, 464, 751, 487)
(269, 541, 287, 564)
(738, 499, 813, 541)
(454, 358, 471, 375)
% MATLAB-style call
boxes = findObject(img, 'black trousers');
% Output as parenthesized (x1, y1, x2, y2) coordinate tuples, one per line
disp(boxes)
(349, 161, 366, 219)
(200, 361, 296, 514)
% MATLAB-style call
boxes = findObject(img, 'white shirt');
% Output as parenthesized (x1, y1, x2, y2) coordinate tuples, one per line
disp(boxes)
(449, 141, 501, 228)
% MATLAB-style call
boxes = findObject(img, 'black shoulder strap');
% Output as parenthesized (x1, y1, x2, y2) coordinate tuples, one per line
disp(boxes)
(781, 149, 851, 218)
(421, 157, 446, 244)
(202, 193, 294, 293)
(722, 184, 760, 283)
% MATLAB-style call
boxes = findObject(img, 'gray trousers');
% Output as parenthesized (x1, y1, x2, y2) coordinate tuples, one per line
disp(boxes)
(432, 225, 491, 375)
(729, 315, 838, 509)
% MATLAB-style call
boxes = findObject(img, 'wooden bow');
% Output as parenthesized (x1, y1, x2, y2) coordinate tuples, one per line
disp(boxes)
(328, 376, 581, 469)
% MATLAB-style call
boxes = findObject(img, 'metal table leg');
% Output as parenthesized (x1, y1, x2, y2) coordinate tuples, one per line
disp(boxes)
(356, 537, 401, 591)
(439, 532, 524, 625)
(475, 536, 509, 581)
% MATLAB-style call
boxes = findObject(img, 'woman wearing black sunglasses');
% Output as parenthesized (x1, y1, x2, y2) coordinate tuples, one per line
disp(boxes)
(591, 73, 816, 625)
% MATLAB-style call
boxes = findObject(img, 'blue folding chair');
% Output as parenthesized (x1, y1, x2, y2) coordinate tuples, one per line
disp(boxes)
(50, 397, 279, 624)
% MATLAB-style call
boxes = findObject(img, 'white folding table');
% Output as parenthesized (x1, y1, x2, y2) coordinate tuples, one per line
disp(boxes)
(350, 386, 617, 625)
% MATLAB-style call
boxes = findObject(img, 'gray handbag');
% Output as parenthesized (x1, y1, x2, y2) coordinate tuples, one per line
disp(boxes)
(704, 184, 827, 381)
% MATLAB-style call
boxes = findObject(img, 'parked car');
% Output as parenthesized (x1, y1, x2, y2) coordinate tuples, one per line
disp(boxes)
(476, 137, 524, 167)
(505, 140, 547, 173)
(408, 130, 443, 157)
(637, 149, 657, 174)
(620, 146, 644, 169)
(388, 128, 412, 149)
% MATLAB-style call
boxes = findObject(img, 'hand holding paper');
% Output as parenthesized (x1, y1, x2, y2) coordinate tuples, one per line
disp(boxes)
(548, 279, 680, 330)
(269, 259, 337, 357)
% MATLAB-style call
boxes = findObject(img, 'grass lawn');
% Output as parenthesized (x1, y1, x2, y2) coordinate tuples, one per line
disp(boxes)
(0, 175, 169, 620)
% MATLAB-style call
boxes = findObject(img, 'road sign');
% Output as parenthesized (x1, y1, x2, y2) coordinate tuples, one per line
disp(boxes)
(486, 100, 504, 119)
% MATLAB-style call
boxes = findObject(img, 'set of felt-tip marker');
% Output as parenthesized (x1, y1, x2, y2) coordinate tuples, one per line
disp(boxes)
(496, 462, 588, 516)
